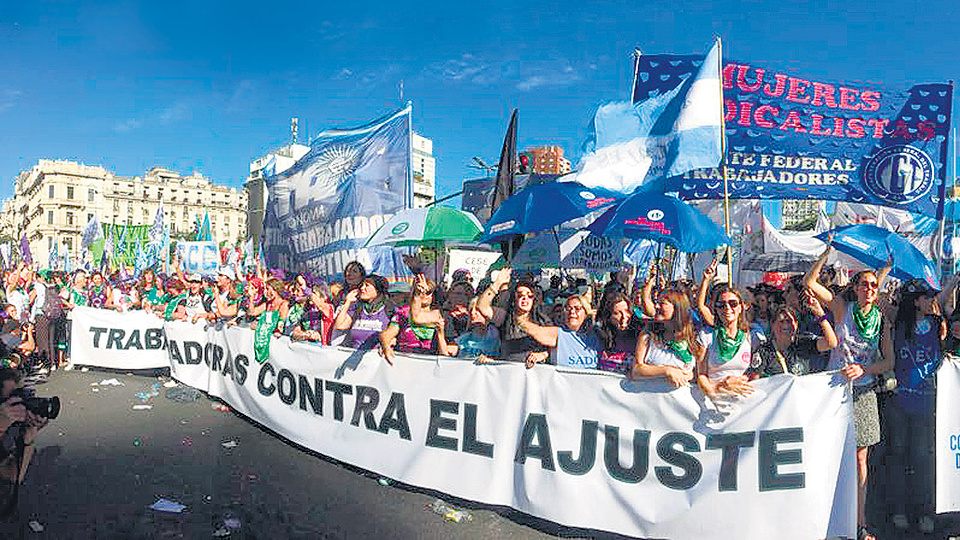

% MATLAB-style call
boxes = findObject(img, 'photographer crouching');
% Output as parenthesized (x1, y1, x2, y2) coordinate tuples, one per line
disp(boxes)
(0, 367, 58, 518)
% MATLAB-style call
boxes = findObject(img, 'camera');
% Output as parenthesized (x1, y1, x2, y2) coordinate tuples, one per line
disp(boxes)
(8, 388, 60, 420)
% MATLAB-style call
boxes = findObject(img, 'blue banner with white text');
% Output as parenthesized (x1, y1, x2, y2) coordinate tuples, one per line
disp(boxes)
(263, 106, 413, 280)
(634, 56, 953, 219)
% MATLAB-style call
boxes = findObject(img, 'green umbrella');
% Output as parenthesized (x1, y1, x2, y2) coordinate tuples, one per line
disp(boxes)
(364, 206, 483, 248)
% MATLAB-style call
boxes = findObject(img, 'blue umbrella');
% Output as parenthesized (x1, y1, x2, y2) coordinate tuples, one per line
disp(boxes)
(814, 224, 940, 289)
(587, 193, 730, 253)
(480, 181, 622, 243)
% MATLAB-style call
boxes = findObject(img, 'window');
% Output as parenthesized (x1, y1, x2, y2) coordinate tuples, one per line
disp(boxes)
(87, 213, 93, 222)
(48, 185, 55, 198)
(63, 238, 72, 252)
(67, 212, 74, 226)
(67, 186, 74, 199)
(47, 210, 53, 225)
(47, 237, 53, 251)
(88, 188, 95, 202)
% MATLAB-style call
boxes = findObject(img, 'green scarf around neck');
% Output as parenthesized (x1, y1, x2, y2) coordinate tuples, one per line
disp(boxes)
(852, 302, 881, 343)
(715, 327, 745, 363)
(665, 339, 694, 365)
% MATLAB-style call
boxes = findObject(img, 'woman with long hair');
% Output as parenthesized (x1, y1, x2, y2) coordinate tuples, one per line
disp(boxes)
(334, 274, 391, 349)
(885, 279, 944, 534)
(697, 284, 754, 399)
(632, 289, 702, 387)
(379, 276, 449, 363)
(597, 291, 642, 374)
(333, 261, 366, 307)
(252, 278, 289, 363)
(803, 243, 892, 540)
(477, 268, 554, 368)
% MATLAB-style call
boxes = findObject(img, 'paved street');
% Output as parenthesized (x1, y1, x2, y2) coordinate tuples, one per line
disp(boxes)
(0, 368, 610, 540)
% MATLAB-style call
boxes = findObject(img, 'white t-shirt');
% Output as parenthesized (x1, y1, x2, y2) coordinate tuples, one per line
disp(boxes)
(700, 327, 753, 382)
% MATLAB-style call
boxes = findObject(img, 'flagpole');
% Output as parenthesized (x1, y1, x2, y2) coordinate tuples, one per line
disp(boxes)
(716, 36, 733, 287)
(940, 122, 955, 275)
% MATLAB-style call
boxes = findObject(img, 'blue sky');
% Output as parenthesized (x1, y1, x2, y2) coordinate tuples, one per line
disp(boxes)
(2, 0, 959, 203)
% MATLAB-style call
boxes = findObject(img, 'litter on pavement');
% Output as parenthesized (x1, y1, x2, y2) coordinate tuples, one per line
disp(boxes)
(149, 498, 187, 513)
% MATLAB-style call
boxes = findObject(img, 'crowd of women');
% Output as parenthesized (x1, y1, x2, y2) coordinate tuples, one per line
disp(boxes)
(0, 241, 955, 539)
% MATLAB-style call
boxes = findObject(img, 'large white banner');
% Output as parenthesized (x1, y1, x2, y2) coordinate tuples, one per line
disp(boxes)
(937, 357, 960, 513)
(68, 307, 169, 369)
(165, 323, 855, 539)
(69, 307, 856, 539)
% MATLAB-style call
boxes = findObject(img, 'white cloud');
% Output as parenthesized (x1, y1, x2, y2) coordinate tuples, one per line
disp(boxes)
(114, 118, 142, 133)
(0, 90, 21, 113)
(159, 102, 190, 123)
(425, 54, 582, 91)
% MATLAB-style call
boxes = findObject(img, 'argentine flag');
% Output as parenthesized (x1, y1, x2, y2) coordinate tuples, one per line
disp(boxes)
(569, 39, 723, 194)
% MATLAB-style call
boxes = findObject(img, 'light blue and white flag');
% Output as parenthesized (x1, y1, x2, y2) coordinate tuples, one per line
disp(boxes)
(262, 105, 413, 280)
(568, 39, 723, 194)
(81, 215, 102, 251)
(149, 204, 165, 247)
(49, 238, 59, 271)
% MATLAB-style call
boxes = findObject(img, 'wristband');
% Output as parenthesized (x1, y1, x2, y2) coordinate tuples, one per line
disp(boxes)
(816, 314, 829, 324)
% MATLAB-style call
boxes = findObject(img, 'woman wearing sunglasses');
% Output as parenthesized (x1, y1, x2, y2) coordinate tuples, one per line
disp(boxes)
(696, 283, 754, 399)
(379, 276, 449, 364)
(631, 289, 702, 387)
(477, 268, 553, 368)
(803, 242, 893, 540)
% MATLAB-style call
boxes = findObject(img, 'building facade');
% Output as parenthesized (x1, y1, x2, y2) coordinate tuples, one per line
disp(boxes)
(781, 199, 822, 229)
(411, 132, 436, 208)
(524, 146, 571, 175)
(9, 159, 247, 266)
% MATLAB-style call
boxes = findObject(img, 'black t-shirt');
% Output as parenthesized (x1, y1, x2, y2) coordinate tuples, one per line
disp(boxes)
(747, 336, 819, 378)
(498, 308, 551, 363)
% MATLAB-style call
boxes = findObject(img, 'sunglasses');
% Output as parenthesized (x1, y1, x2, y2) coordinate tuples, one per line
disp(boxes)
(714, 299, 741, 310)
(858, 281, 879, 290)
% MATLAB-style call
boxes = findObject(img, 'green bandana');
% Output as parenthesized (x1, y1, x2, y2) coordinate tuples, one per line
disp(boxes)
(70, 288, 87, 307)
(852, 303, 881, 343)
(715, 328, 745, 363)
(411, 323, 436, 341)
(255, 310, 280, 363)
(285, 303, 305, 333)
(362, 297, 386, 315)
(666, 339, 694, 366)
(163, 294, 188, 321)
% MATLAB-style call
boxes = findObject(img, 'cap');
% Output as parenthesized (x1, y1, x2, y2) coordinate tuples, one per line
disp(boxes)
(187, 273, 202, 283)
(902, 278, 938, 296)
(217, 266, 236, 281)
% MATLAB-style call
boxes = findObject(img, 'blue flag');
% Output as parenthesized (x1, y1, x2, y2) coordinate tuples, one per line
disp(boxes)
(263, 105, 413, 280)
(570, 40, 723, 194)
(200, 213, 212, 242)
(635, 54, 953, 219)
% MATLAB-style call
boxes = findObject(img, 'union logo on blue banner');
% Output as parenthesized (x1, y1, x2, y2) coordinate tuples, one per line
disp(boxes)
(863, 145, 935, 204)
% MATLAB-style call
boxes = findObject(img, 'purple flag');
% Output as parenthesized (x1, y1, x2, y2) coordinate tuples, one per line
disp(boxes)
(19, 234, 32, 266)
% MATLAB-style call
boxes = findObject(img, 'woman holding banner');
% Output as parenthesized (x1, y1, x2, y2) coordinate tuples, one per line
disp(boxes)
(335, 275, 391, 349)
(696, 283, 754, 400)
(693, 257, 754, 399)
(631, 289, 701, 387)
(597, 291, 641, 374)
(478, 269, 553, 369)
(804, 243, 892, 540)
